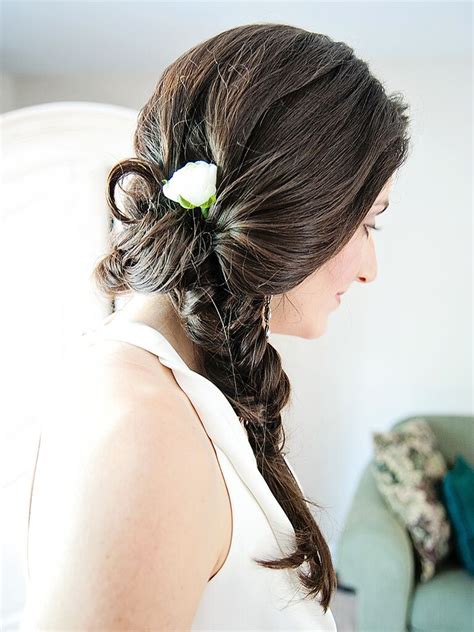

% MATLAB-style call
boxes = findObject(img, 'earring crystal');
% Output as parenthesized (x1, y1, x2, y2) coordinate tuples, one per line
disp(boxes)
(263, 295, 272, 339)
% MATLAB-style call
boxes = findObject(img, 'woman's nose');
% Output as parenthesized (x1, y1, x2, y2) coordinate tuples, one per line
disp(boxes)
(356, 238, 378, 285)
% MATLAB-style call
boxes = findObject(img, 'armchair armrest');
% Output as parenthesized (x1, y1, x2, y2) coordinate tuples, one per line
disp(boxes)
(335, 462, 415, 632)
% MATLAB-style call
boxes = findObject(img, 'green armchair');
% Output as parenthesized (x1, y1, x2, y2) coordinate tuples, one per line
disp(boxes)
(335, 414, 474, 632)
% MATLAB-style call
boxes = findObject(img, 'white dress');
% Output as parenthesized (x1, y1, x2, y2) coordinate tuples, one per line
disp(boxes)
(78, 317, 338, 631)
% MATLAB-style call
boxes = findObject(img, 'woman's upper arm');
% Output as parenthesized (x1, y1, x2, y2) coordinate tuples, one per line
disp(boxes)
(25, 391, 221, 630)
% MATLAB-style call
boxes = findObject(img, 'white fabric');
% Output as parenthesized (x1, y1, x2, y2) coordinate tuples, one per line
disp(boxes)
(81, 318, 338, 630)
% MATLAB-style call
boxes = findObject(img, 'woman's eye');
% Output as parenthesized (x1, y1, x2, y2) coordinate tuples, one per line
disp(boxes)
(364, 224, 383, 237)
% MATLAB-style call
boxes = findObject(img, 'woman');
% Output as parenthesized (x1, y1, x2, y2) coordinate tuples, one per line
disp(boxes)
(23, 23, 410, 630)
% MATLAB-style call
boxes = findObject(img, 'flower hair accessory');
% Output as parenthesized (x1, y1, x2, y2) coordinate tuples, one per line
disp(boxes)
(161, 160, 217, 220)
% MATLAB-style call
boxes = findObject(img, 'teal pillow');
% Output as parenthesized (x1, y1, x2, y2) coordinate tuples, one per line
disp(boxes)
(441, 455, 474, 576)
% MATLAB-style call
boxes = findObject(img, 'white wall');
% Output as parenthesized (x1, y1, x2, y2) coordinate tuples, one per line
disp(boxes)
(2, 54, 471, 569)
(2, 72, 155, 114)
(0, 72, 16, 113)
(276, 56, 473, 552)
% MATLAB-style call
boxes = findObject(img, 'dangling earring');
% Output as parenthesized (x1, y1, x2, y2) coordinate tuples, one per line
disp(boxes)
(263, 295, 272, 339)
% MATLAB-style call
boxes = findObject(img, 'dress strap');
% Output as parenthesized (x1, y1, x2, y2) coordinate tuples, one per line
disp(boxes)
(83, 318, 299, 560)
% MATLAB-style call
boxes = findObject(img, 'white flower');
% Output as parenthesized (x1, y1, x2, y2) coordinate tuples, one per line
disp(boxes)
(161, 161, 217, 215)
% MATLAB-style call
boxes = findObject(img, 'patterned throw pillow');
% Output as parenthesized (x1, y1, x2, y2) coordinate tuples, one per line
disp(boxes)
(371, 417, 453, 582)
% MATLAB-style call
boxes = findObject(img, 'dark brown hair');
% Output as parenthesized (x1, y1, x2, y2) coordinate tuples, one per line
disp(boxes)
(93, 23, 411, 612)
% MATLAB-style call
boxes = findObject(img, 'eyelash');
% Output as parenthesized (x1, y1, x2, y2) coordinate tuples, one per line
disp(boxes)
(364, 224, 383, 237)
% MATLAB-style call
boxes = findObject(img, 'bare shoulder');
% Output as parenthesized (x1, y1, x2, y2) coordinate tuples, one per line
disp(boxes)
(44, 335, 226, 504)
(26, 336, 228, 628)
(56, 334, 208, 441)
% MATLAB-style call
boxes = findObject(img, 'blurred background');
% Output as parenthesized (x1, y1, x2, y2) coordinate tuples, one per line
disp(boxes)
(1, 1, 472, 630)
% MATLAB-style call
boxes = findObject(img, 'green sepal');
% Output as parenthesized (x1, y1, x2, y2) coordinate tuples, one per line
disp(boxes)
(200, 193, 216, 210)
(177, 195, 195, 209)
(174, 192, 216, 219)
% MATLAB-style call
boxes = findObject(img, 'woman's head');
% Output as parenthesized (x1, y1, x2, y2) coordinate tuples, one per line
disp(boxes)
(94, 23, 411, 611)
(271, 174, 394, 338)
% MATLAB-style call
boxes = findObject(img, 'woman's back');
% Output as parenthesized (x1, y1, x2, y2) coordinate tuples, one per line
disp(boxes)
(23, 324, 228, 629)
(23, 317, 337, 630)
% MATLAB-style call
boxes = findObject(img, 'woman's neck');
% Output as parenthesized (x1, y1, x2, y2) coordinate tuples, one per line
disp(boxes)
(110, 292, 202, 373)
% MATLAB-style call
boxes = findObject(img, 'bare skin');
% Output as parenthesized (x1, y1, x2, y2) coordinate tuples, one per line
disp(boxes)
(102, 292, 202, 374)
(270, 176, 393, 338)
